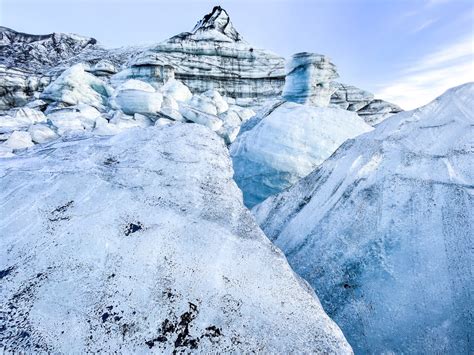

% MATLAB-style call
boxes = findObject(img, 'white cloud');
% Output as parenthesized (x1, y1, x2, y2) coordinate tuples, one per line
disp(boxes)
(410, 18, 438, 34)
(376, 35, 474, 110)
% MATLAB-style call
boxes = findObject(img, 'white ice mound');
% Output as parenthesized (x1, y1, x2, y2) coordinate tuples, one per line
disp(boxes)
(112, 79, 163, 116)
(253, 83, 474, 354)
(160, 78, 192, 103)
(179, 104, 223, 131)
(0, 107, 46, 133)
(283, 53, 338, 107)
(28, 124, 59, 144)
(3, 130, 34, 149)
(231, 101, 372, 207)
(0, 123, 352, 353)
(202, 90, 229, 114)
(47, 104, 101, 136)
(40, 64, 111, 111)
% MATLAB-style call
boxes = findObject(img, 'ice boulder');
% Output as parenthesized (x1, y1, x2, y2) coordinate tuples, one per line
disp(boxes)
(47, 104, 101, 135)
(0, 107, 46, 133)
(0, 123, 352, 353)
(4, 130, 34, 149)
(231, 101, 372, 207)
(89, 60, 117, 76)
(112, 79, 163, 116)
(160, 78, 192, 103)
(93, 111, 153, 136)
(202, 90, 229, 114)
(188, 94, 219, 116)
(283, 52, 338, 107)
(216, 106, 255, 144)
(253, 83, 474, 354)
(40, 64, 111, 111)
(0, 144, 14, 158)
(155, 117, 174, 126)
(231, 106, 255, 122)
(160, 96, 185, 122)
(28, 124, 59, 144)
(180, 104, 223, 131)
(217, 110, 242, 144)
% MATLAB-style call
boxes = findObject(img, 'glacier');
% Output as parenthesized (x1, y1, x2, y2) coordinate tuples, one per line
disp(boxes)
(0, 123, 352, 353)
(0, 7, 401, 125)
(0, 4, 469, 353)
(253, 83, 474, 354)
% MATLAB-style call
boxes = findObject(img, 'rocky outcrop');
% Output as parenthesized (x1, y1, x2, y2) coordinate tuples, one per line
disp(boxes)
(253, 83, 474, 354)
(129, 6, 286, 106)
(0, 123, 352, 353)
(283, 53, 338, 107)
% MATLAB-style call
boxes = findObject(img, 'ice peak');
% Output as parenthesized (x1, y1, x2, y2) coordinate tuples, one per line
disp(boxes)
(192, 6, 242, 41)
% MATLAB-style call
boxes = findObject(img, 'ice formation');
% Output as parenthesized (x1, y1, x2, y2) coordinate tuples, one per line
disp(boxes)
(0, 123, 352, 353)
(283, 52, 338, 107)
(253, 83, 474, 354)
(111, 79, 163, 115)
(1, 5, 469, 353)
(0, 7, 400, 125)
(231, 102, 372, 207)
(331, 83, 402, 125)
(131, 6, 286, 105)
(40, 64, 112, 111)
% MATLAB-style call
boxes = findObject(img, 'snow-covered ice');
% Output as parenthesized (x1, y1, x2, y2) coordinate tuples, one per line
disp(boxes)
(40, 64, 112, 111)
(0, 123, 352, 353)
(28, 124, 59, 144)
(283, 52, 338, 107)
(111, 79, 163, 116)
(231, 101, 372, 207)
(253, 83, 474, 354)
(3, 130, 34, 149)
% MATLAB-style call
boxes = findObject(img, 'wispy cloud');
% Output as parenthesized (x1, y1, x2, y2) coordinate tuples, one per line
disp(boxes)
(410, 17, 438, 34)
(376, 35, 474, 110)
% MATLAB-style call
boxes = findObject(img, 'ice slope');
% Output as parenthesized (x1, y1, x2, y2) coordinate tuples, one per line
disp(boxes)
(0, 123, 352, 353)
(231, 101, 372, 207)
(253, 83, 474, 354)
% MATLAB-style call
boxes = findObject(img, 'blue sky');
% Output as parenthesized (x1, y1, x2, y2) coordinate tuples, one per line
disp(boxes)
(1, 0, 472, 109)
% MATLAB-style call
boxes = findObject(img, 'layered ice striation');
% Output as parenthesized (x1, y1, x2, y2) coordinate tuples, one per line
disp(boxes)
(253, 83, 474, 354)
(0, 65, 51, 111)
(130, 6, 286, 106)
(283, 52, 338, 107)
(231, 101, 372, 207)
(0, 7, 401, 124)
(0, 123, 352, 353)
(331, 82, 403, 125)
